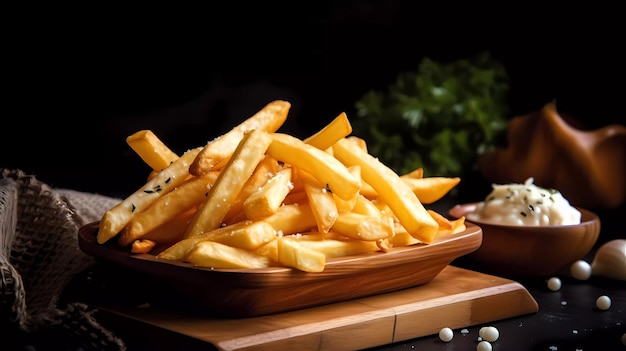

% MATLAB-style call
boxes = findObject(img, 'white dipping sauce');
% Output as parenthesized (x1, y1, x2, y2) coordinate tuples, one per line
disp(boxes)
(467, 178, 581, 226)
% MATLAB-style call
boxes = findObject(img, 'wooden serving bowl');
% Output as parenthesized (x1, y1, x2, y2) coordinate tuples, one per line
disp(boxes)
(449, 203, 600, 277)
(78, 221, 482, 317)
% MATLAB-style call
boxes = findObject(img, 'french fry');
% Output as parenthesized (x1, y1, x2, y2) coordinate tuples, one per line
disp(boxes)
(303, 112, 352, 150)
(120, 172, 219, 246)
(157, 220, 254, 261)
(332, 165, 361, 213)
(266, 133, 361, 201)
(97, 147, 202, 244)
(333, 137, 439, 243)
(223, 156, 282, 224)
(276, 237, 326, 273)
(428, 209, 467, 236)
(189, 100, 290, 176)
(351, 194, 382, 218)
(243, 167, 293, 220)
(403, 177, 461, 204)
(186, 241, 271, 269)
(261, 203, 317, 235)
(124, 208, 195, 247)
(331, 212, 395, 241)
(283, 232, 380, 259)
(300, 170, 338, 233)
(126, 130, 179, 171)
(131, 239, 157, 254)
(184, 129, 274, 238)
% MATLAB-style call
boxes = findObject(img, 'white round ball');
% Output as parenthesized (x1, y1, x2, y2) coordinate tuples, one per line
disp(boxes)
(570, 260, 592, 280)
(477, 340, 492, 351)
(547, 277, 562, 291)
(478, 326, 499, 342)
(621, 332, 626, 346)
(596, 295, 611, 310)
(438, 327, 454, 342)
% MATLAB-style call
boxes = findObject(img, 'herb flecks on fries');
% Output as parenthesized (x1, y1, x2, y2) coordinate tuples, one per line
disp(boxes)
(97, 100, 466, 272)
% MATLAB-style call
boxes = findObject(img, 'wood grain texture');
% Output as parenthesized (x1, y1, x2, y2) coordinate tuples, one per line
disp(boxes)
(79, 221, 483, 317)
(97, 266, 539, 351)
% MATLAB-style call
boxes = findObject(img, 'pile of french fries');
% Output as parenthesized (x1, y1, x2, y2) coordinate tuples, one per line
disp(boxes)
(97, 100, 465, 272)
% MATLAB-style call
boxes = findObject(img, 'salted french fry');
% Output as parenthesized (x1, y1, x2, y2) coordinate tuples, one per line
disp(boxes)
(266, 133, 361, 201)
(244, 167, 293, 220)
(300, 170, 338, 233)
(186, 241, 271, 269)
(189, 100, 290, 176)
(303, 112, 352, 150)
(261, 203, 317, 235)
(331, 212, 395, 241)
(121, 172, 219, 245)
(157, 220, 254, 261)
(276, 237, 326, 273)
(223, 156, 282, 223)
(333, 138, 439, 243)
(120, 207, 196, 247)
(126, 130, 179, 171)
(184, 129, 274, 238)
(97, 147, 202, 244)
(283, 233, 380, 259)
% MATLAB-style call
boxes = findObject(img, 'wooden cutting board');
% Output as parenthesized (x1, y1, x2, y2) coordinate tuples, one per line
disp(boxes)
(97, 265, 538, 350)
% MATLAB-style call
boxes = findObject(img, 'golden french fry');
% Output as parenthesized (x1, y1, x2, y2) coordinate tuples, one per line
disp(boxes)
(266, 133, 361, 201)
(428, 209, 467, 235)
(283, 232, 380, 259)
(351, 194, 382, 218)
(130, 239, 157, 254)
(244, 167, 293, 220)
(403, 177, 461, 204)
(333, 165, 361, 213)
(402, 167, 424, 179)
(223, 156, 282, 223)
(186, 241, 271, 269)
(157, 220, 253, 261)
(120, 207, 195, 247)
(303, 112, 352, 150)
(261, 203, 317, 235)
(97, 147, 202, 244)
(333, 137, 439, 243)
(184, 129, 274, 238)
(331, 212, 395, 241)
(276, 237, 326, 273)
(126, 130, 179, 171)
(384, 223, 422, 247)
(189, 100, 290, 176)
(300, 170, 338, 233)
(121, 172, 219, 245)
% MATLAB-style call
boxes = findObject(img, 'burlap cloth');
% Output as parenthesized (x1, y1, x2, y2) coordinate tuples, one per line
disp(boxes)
(1, 169, 126, 351)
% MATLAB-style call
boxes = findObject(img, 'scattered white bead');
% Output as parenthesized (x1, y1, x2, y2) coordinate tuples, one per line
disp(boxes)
(479, 326, 499, 342)
(596, 295, 611, 310)
(438, 327, 454, 342)
(477, 340, 492, 351)
(570, 260, 592, 280)
(547, 277, 562, 291)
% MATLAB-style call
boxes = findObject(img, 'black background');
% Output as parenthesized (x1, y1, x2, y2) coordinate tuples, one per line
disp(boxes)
(4, 1, 625, 199)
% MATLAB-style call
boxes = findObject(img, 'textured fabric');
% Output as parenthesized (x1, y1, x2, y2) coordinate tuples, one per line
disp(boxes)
(1, 169, 125, 351)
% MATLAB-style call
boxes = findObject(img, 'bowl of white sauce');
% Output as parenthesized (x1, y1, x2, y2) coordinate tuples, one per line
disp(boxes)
(449, 178, 600, 277)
